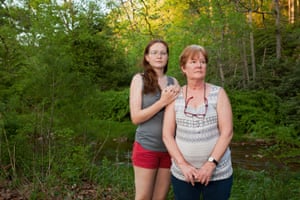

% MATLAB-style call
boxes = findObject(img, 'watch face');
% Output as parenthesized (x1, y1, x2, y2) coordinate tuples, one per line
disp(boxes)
(208, 157, 218, 165)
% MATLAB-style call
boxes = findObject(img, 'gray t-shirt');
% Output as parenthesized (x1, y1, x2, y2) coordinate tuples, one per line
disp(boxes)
(135, 76, 175, 152)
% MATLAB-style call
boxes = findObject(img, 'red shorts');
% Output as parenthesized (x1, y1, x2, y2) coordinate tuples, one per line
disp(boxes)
(131, 142, 171, 169)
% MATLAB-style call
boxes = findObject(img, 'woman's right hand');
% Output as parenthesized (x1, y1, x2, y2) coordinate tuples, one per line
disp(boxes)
(160, 85, 180, 105)
(178, 162, 198, 186)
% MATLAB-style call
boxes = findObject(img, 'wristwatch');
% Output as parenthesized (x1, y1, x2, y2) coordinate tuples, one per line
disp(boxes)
(208, 156, 218, 166)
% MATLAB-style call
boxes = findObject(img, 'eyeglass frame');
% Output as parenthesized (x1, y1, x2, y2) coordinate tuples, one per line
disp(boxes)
(184, 96, 208, 118)
(148, 50, 168, 56)
(184, 83, 208, 118)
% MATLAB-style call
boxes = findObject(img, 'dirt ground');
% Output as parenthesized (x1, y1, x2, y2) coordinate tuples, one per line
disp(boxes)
(0, 182, 26, 200)
(0, 180, 105, 200)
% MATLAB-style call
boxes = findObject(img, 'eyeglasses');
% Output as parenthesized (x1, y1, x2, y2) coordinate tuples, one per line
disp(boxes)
(149, 51, 168, 56)
(184, 96, 208, 118)
(184, 83, 208, 118)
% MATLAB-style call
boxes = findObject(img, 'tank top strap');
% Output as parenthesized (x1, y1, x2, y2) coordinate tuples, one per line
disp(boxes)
(167, 76, 175, 85)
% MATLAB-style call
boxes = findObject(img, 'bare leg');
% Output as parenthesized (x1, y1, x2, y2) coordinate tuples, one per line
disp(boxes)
(134, 166, 158, 200)
(152, 168, 171, 200)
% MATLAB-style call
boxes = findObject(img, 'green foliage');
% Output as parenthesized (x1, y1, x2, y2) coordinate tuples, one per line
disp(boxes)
(276, 60, 300, 131)
(230, 90, 281, 137)
(94, 120, 135, 138)
(71, 23, 132, 90)
(231, 168, 300, 200)
(86, 89, 130, 122)
(49, 128, 92, 183)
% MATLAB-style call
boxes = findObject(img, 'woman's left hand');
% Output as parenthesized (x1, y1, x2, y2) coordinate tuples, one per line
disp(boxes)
(194, 162, 216, 186)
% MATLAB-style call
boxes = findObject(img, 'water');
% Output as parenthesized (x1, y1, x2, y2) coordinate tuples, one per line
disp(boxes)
(230, 142, 289, 171)
(100, 139, 300, 172)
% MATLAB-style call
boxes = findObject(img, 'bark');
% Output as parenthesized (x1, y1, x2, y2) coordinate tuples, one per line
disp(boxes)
(274, 0, 281, 59)
(248, 7, 256, 81)
(241, 38, 249, 88)
(288, 0, 295, 24)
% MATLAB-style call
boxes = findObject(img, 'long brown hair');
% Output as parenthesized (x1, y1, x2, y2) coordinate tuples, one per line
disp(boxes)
(141, 39, 169, 94)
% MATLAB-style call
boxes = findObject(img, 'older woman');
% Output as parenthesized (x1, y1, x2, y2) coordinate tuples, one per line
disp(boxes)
(163, 45, 233, 200)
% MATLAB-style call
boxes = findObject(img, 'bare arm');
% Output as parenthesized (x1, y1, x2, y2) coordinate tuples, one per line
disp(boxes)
(210, 88, 233, 161)
(162, 100, 198, 185)
(129, 74, 179, 125)
(196, 88, 233, 185)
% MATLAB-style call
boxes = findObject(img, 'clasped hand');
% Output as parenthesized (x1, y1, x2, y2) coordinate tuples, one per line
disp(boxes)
(181, 162, 215, 186)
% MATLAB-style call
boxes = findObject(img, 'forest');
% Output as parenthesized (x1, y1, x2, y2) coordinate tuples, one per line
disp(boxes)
(0, 0, 299, 199)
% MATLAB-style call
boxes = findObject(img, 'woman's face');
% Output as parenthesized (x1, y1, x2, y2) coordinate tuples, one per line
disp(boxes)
(181, 52, 207, 81)
(145, 42, 168, 70)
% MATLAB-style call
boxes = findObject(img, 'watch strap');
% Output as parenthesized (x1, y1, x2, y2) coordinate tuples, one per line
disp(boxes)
(208, 156, 218, 166)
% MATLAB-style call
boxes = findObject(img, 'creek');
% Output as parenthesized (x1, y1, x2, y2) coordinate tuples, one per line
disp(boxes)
(100, 138, 299, 172)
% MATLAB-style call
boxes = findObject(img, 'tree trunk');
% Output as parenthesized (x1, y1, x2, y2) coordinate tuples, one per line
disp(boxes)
(218, 57, 225, 88)
(288, 0, 295, 24)
(274, 0, 281, 59)
(248, 8, 256, 81)
(240, 38, 249, 88)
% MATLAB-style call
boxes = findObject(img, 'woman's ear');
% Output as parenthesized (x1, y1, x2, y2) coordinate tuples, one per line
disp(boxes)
(145, 55, 150, 63)
(181, 65, 186, 75)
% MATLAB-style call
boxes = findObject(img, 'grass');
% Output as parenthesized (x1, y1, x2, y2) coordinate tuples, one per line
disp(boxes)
(93, 159, 300, 200)
(230, 167, 300, 200)
(2, 161, 299, 199)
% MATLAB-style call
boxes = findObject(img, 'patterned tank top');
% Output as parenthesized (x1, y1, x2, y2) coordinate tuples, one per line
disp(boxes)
(171, 84, 233, 181)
